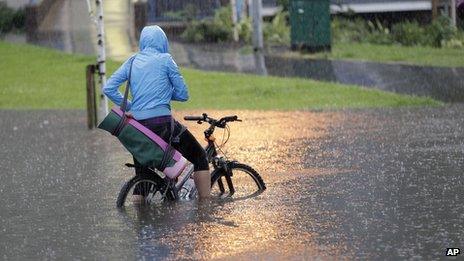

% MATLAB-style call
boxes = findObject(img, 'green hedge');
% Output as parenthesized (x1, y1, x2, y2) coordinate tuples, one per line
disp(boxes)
(181, 5, 289, 45)
(0, 3, 25, 34)
(333, 16, 463, 48)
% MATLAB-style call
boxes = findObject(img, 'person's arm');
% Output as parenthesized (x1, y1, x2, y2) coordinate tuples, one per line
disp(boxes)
(103, 57, 134, 110)
(167, 55, 189, 102)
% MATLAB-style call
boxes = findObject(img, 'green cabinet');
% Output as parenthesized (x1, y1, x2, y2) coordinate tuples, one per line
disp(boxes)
(290, 0, 331, 52)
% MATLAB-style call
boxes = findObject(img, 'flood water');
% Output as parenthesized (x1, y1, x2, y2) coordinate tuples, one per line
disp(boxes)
(3, 1, 464, 258)
(1, 107, 463, 259)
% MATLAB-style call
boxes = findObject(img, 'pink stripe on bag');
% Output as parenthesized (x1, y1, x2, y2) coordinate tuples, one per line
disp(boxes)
(112, 107, 182, 161)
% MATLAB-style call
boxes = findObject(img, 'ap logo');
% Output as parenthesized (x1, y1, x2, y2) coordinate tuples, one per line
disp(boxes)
(446, 248, 460, 256)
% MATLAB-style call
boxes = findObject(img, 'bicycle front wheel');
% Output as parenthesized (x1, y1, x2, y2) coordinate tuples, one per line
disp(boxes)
(211, 162, 266, 199)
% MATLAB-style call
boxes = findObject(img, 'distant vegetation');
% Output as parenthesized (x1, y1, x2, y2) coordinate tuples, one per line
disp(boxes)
(333, 16, 464, 48)
(0, 2, 25, 34)
(179, 3, 464, 50)
(0, 41, 441, 110)
(181, 5, 289, 45)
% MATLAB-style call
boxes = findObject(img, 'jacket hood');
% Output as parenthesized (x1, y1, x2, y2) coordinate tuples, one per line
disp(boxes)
(139, 25, 169, 53)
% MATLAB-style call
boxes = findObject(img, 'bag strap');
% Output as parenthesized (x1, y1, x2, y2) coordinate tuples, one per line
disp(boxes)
(121, 56, 136, 113)
(157, 118, 187, 172)
(157, 118, 176, 171)
(111, 56, 136, 136)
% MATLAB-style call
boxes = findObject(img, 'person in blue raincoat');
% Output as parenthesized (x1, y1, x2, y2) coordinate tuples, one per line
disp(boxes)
(103, 25, 210, 199)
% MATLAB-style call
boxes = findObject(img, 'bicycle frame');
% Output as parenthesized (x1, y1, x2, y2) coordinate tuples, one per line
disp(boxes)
(140, 117, 237, 199)
(173, 124, 236, 198)
(118, 113, 264, 206)
(204, 136, 236, 195)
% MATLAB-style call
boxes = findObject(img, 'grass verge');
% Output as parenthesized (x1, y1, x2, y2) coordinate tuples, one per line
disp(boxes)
(0, 41, 441, 110)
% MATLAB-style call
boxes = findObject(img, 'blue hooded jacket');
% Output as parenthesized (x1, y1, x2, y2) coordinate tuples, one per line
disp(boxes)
(103, 25, 189, 120)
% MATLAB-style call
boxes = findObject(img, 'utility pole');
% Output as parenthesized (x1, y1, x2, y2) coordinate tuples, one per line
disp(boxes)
(432, 0, 439, 19)
(451, 0, 457, 27)
(86, 0, 109, 121)
(250, 0, 267, 75)
(250, 0, 264, 52)
(231, 0, 239, 41)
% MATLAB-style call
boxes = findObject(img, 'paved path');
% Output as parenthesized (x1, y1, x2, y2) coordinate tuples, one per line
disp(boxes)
(1, 106, 463, 259)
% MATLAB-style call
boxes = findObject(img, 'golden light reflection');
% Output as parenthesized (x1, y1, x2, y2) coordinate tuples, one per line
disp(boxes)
(174, 110, 341, 173)
(153, 110, 349, 259)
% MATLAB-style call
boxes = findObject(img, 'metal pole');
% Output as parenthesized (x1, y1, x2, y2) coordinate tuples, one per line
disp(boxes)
(451, 0, 457, 27)
(231, 0, 239, 41)
(250, 0, 264, 51)
(95, 0, 109, 119)
(250, 0, 267, 75)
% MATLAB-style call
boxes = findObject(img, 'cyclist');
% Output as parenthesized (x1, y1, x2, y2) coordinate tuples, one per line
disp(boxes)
(103, 25, 210, 199)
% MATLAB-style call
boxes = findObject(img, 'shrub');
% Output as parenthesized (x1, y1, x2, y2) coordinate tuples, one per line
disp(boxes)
(213, 5, 234, 29)
(331, 17, 370, 43)
(164, 4, 198, 21)
(263, 11, 290, 45)
(391, 21, 425, 46)
(332, 16, 463, 49)
(238, 16, 252, 43)
(11, 7, 25, 29)
(0, 3, 25, 34)
(180, 21, 205, 42)
(0, 2, 15, 33)
(365, 20, 393, 45)
(181, 5, 255, 44)
(181, 20, 231, 42)
(424, 16, 456, 47)
(442, 29, 464, 48)
(181, 6, 233, 43)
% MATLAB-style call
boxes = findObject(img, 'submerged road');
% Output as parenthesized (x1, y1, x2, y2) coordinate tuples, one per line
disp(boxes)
(1, 106, 463, 259)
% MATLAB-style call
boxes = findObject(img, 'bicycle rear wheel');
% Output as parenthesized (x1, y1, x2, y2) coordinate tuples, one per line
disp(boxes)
(116, 175, 165, 208)
(210, 162, 266, 199)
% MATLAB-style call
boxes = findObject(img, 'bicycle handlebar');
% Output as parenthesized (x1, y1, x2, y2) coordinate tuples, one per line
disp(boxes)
(183, 113, 241, 127)
(183, 115, 204, 121)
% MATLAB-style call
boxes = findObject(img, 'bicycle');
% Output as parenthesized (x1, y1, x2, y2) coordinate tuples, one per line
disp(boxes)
(116, 113, 266, 208)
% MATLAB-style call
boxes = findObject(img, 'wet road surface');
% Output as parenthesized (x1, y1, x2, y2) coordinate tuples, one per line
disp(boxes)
(1, 106, 464, 259)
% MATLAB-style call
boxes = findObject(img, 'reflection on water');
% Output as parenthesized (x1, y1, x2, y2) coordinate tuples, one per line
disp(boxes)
(174, 110, 336, 173)
(1, 106, 464, 259)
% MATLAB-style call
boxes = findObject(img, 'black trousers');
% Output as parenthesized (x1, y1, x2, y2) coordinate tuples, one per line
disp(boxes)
(133, 116, 209, 176)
